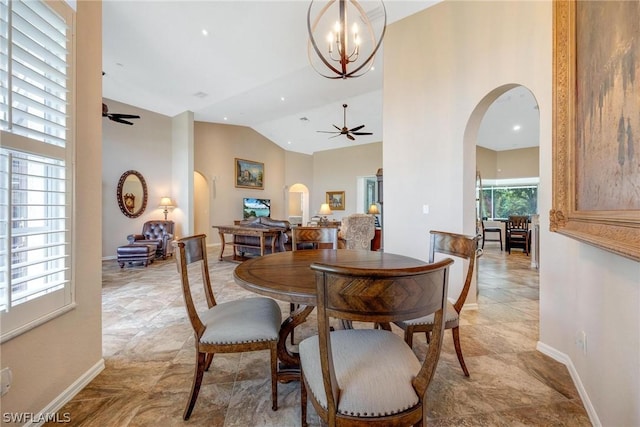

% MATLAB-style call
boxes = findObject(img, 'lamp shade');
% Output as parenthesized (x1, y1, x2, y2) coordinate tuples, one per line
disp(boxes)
(319, 203, 332, 215)
(159, 197, 174, 208)
(368, 204, 379, 215)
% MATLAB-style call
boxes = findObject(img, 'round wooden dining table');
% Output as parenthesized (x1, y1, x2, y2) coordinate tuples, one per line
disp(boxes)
(233, 249, 428, 381)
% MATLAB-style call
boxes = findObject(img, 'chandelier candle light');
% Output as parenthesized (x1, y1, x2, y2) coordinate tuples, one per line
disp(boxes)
(307, 0, 386, 79)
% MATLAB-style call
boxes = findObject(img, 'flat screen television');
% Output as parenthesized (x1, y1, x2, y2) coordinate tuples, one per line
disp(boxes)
(243, 198, 271, 219)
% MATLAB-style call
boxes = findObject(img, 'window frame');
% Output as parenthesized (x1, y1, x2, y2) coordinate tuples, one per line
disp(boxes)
(480, 178, 539, 220)
(0, 0, 75, 343)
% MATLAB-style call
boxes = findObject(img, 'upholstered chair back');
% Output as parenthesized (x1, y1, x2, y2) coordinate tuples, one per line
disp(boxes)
(142, 220, 174, 240)
(127, 220, 175, 259)
(339, 214, 375, 250)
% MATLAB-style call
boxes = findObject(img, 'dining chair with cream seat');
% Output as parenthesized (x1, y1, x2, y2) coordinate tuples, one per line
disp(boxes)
(289, 226, 339, 344)
(299, 257, 453, 427)
(394, 230, 480, 377)
(174, 234, 281, 420)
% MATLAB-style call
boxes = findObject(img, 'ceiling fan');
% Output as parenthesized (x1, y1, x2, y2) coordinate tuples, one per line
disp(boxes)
(102, 102, 140, 125)
(317, 104, 373, 141)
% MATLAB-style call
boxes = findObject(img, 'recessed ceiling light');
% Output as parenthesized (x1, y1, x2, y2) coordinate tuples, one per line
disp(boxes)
(287, 141, 292, 145)
(223, 117, 228, 121)
(513, 124, 521, 131)
(202, 29, 208, 36)
(281, 96, 285, 102)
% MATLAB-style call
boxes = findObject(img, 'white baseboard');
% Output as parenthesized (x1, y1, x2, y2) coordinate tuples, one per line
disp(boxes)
(536, 341, 601, 427)
(30, 359, 105, 427)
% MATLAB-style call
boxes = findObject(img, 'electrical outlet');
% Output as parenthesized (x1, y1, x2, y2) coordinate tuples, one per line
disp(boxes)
(1, 367, 12, 396)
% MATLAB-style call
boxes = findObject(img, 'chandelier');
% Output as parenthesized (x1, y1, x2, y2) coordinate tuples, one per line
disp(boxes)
(307, 0, 386, 79)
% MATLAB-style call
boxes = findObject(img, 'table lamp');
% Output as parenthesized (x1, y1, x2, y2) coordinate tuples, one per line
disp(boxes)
(159, 197, 175, 220)
(368, 203, 381, 227)
(318, 203, 332, 225)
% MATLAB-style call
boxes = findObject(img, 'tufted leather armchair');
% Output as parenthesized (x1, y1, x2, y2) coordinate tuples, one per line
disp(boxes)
(127, 220, 175, 259)
(338, 213, 375, 250)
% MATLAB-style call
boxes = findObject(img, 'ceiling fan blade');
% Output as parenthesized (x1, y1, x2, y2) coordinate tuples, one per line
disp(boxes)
(352, 132, 373, 136)
(333, 124, 341, 131)
(346, 134, 355, 141)
(111, 113, 140, 119)
(349, 125, 365, 132)
(317, 130, 340, 134)
(329, 134, 343, 139)
(110, 116, 134, 125)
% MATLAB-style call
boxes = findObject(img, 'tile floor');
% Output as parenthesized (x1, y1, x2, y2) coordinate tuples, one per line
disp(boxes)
(46, 244, 591, 426)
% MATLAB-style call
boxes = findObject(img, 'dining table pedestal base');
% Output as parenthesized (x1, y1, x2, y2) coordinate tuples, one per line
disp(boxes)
(276, 305, 314, 382)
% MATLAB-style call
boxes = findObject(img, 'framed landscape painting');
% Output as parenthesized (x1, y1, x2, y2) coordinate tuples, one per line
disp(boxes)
(235, 158, 264, 190)
(326, 191, 345, 210)
(551, 0, 640, 261)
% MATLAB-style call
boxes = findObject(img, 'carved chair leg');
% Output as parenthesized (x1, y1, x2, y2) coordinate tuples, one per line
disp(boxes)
(204, 353, 214, 371)
(452, 326, 469, 377)
(404, 327, 414, 348)
(184, 351, 207, 420)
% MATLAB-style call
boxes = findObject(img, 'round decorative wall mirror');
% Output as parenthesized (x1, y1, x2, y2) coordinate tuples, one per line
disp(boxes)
(117, 170, 148, 218)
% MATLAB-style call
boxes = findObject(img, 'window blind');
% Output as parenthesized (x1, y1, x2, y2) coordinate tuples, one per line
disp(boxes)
(0, 0, 73, 342)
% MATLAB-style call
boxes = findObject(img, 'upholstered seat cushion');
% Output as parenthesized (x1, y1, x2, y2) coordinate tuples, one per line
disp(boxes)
(200, 297, 281, 345)
(396, 301, 458, 327)
(299, 329, 421, 417)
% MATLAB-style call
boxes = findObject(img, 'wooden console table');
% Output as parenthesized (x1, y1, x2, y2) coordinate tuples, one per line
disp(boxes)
(213, 225, 281, 262)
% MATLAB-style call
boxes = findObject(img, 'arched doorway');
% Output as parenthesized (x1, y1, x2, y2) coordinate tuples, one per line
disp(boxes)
(288, 183, 309, 226)
(464, 84, 541, 301)
(194, 171, 210, 240)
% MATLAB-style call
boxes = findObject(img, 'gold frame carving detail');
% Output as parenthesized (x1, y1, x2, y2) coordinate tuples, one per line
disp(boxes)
(551, 0, 639, 261)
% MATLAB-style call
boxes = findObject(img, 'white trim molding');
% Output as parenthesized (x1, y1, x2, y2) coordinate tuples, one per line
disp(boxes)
(29, 359, 105, 427)
(536, 341, 601, 427)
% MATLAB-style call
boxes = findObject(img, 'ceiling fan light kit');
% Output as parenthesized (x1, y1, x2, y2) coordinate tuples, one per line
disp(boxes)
(307, 0, 386, 79)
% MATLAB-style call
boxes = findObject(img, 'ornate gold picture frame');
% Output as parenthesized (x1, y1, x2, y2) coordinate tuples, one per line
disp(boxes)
(326, 191, 345, 210)
(551, 0, 639, 261)
(235, 158, 264, 190)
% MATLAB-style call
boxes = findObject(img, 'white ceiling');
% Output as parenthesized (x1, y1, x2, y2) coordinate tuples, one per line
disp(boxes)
(102, 0, 539, 155)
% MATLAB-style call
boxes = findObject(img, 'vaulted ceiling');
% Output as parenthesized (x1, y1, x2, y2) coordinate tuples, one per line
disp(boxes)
(102, 1, 539, 155)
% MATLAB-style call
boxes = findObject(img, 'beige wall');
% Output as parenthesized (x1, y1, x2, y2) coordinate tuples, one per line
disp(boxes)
(496, 147, 539, 179)
(476, 146, 498, 180)
(312, 142, 382, 221)
(477, 146, 539, 180)
(0, 1, 104, 420)
(194, 122, 287, 244)
(102, 100, 174, 258)
(384, 1, 639, 426)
